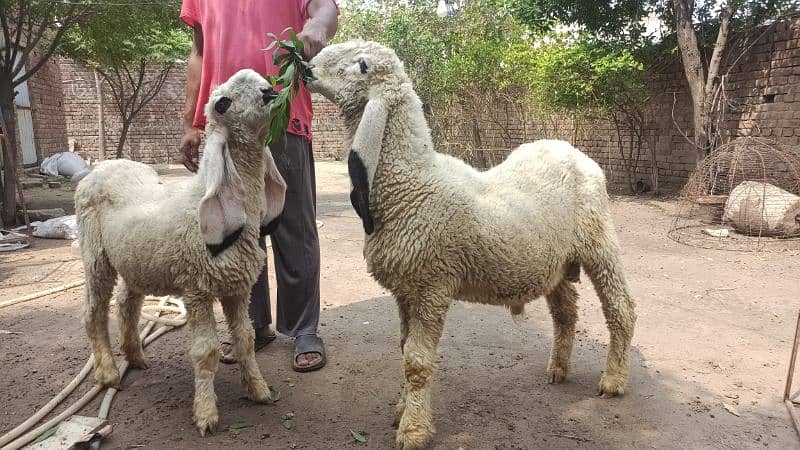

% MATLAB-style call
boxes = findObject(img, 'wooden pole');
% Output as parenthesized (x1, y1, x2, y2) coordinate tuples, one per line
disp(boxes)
(784, 310, 800, 438)
(94, 70, 106, 161)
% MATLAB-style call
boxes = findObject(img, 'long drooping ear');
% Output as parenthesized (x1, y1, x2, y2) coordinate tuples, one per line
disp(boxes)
(260, 148, 287, 236)
(348, 97, 388, 235)
(197, 127, 247, 256)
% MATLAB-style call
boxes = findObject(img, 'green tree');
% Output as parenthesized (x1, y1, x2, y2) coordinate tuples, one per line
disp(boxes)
(0, 0, 89, 225)
(60, 0, 190, 159)
(510, 0, 800, 166)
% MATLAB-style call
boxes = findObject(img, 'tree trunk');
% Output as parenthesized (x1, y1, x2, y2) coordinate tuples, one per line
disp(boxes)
(115, 120, 131, 159)
(671, 0, 735, 167)
(0, 92, 18, 226)
(671, 0, 710, 166)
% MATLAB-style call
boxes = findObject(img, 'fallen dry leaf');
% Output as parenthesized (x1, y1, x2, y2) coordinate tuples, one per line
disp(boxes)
(723, 403, 740, 417)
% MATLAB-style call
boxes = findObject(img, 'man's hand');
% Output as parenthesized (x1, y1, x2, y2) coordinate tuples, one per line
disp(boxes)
(180, 127, 203, 172)
(299, 0, 338, 61)
(297, 28, 326, 61)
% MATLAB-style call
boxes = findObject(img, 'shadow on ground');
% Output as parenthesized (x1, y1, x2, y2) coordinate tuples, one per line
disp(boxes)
(1, 290, 794, 449)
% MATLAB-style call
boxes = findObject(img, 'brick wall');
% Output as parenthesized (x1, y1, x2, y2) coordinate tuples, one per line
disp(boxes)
(56, 60, 348, 165)
(431, 19, 800, 193)
(60, 59, 185, 164)
(25, 18, 800, 193)
(311, 93, 346, 160)
(26, 56, 69, 161)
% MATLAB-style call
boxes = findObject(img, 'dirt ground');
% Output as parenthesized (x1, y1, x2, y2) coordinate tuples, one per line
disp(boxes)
(2, 161, 800, 449)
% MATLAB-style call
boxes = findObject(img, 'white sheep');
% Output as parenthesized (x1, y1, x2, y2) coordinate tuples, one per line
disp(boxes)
(74, 69, 287, 435)
(308, 41, 637, 449)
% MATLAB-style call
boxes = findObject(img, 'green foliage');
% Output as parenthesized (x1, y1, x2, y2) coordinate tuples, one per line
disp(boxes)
(336, 0, 648, 116)
(522, 40, 647, 115)
(264, 28, 315, 145)
(59, 0, 190, 68)
(508, 0, 652, 44)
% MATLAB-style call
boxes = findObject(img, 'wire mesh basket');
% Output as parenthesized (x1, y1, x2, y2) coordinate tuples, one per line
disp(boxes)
(669, 137, 800, 252)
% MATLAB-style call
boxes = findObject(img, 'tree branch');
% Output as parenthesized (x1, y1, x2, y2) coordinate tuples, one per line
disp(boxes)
(13, 3, 80, 86)
(11, 2, 55, 81)
(671, 0, 706, 102)
(132, 62, 173, 117)
(0, 4, 15, 71)
(705, 0, 736, 99)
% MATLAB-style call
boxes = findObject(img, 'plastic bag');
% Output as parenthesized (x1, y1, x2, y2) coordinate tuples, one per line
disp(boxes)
(31, 215, 78, 240)
(40, 152, 88, 177)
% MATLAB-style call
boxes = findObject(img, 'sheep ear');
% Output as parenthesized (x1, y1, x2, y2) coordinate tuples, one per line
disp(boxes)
(260, 148, 287, 236)
(348, 97, 388, 234)
(197, 128, 247, 256)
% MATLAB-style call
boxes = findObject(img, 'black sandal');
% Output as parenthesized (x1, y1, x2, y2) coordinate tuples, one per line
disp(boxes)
(219, 330, 276, 364)
(292, 334, 327, 372)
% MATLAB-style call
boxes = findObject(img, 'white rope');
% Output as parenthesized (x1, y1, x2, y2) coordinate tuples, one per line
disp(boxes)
(0, 296, 186, 450)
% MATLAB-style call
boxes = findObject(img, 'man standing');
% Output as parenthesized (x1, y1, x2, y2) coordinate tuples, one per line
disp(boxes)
(179, 0, 338, 372)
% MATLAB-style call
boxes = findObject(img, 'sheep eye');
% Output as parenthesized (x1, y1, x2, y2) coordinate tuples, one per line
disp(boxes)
(215, 97, 232, 114)
(358, 57, 368, 74)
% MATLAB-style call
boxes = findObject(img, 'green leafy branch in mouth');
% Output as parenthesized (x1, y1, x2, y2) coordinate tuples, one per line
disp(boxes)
(263, 27, 316, 145)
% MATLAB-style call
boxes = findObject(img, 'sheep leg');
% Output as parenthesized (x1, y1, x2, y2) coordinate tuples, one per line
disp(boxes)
(545, 279, 579, 384)
(186, 297, 220, 436)
(221, 296, 272, 403)
(584, 235, 636, 397)
(396, 299, 449, 450)
(116, 281, 147, 369)
(83, 260, 119, 387)
(393, 297, 411, 427)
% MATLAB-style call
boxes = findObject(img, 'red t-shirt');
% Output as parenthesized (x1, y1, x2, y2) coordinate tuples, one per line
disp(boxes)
(180, 0, 326, 141)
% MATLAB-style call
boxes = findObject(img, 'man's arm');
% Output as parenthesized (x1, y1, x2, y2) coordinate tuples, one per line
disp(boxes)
(180, 25, 204, 172)
(298, 0, 338, 60)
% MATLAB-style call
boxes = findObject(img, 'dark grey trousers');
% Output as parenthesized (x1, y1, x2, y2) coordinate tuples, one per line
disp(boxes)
(249, 133, 320, 337)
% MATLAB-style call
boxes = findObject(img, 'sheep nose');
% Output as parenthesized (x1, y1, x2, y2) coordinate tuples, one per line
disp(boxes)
(261, 87, 277, 104)
(303, 66, 315, 81)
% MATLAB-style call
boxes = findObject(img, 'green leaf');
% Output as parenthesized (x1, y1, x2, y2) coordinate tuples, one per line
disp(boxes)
(282, 64, 296, 85)
(287, 28, 305, 55)
(350, 430, 367, 443)
(282, 418, 295, 430)
(229, 421, 254, 430)
(33, 426, 58, 444)
(265, 75, 279, 86)
(273, 51, 295, 66)
(271, 389, 283, 402)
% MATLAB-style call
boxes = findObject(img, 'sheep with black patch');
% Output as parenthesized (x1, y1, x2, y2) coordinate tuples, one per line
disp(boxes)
(75, 69, 286, 436)
(307, 41, 637, 449)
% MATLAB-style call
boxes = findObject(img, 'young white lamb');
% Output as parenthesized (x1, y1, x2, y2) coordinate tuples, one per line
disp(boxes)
(75, 69, 287, 435)
(308, 41, 637, 449)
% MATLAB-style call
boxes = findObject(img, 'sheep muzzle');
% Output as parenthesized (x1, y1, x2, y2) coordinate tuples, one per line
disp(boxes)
(261, 87, 277, 105)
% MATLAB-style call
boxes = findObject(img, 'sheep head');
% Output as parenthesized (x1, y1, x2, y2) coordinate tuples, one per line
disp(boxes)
(306, 40, 409, 115)
(204, 68, 278, 135)
(197, 69, 286, 255)
(308, 41, 411, 235)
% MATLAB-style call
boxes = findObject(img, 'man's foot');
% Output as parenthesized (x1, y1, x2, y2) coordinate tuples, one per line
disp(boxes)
(292, 334, 327, 372)
(219, 327, 276, 364)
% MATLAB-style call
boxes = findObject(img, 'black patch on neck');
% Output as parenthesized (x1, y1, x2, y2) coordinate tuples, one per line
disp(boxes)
(206, 226, 244, 257)
(260, 214, 282, 237)
(348, 151, 374, 234)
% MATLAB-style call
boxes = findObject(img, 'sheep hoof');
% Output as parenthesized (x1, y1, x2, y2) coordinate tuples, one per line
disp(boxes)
(396, 418, 434, 450)
(546, 363, 568, 384)
(194, 412, 219, 437)
(93, 365, 120, 387)
(597, 373, 626, 398)
(125, 352, 148, 370)
(247, 379, 272, 404)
